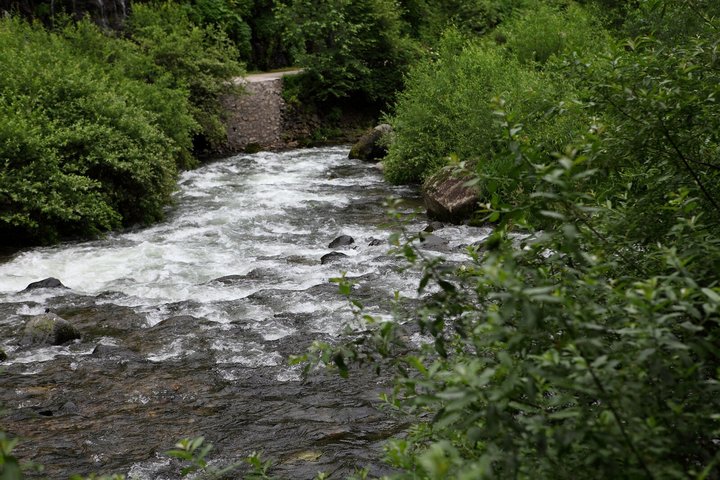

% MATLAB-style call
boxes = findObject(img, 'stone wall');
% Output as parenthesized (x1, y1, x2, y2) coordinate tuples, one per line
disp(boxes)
(221, 78, 286, 152)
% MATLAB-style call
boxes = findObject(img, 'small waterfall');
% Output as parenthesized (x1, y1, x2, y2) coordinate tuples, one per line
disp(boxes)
(95, 0, 108, 28)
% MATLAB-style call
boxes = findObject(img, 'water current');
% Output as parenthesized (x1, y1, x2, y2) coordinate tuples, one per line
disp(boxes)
(0, 147, 490, 478)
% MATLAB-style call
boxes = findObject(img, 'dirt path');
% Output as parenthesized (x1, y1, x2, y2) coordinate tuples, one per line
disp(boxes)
(242, 69, 303, 83)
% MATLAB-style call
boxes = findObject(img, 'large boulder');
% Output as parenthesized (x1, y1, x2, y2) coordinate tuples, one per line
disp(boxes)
(423, 168, 480, 223)
(23, 277, 67, 291)
(20, 313, 80, 346)
(348, 124, 393, 161)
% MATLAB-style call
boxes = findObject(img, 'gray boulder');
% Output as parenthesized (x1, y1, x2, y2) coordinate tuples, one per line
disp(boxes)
(20, 313, 80, 346)
(23, 277, 67, 291)
(328, 235, 355, 248)
(348, 124, 393, 161)
(423, 168, 479, 223)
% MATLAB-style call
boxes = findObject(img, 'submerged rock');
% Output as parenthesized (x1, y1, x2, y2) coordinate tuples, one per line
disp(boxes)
(20, 313, 80, 346)
(321, 252, 349, 265)
(210, 275, 246, 285)
(91, 344, 141, 361)
(423, 168, 479, 223)
(418, 233, 449, 251)
(328, 235, 355, 248)
(368, 237, 385, 246)
(23, 277, 67, 291)
(348, 124, 393, 162)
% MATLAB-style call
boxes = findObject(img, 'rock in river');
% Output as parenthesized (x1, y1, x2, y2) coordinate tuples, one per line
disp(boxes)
(321, 252, 349, 265)
(423, 168, 479, 223)
(22, 277, 67, 291)
(328, 235, 355, 248)
(348, 124, 393, 162)
(20, 312, 80, 346)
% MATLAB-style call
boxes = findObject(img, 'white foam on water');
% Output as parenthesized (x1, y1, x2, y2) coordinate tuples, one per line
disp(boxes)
(9, 346, 71, 364)
(147, 338, 195, 362)
(211, 338, 282, 367)
(276, 366, 302, 382)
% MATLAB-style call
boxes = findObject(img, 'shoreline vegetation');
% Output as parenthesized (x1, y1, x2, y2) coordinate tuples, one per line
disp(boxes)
(3, 0, 720, 478)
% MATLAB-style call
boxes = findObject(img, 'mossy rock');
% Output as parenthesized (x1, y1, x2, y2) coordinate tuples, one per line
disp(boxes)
(349, 124, 393, 161)
(423, 168, 480, 223)
(20, 313, 81, 346)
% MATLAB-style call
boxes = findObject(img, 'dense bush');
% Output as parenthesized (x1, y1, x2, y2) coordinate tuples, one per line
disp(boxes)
(399, 0, 518, 43)
(59, 18, 200, 169)
(126, 2, 243, 152)
(0, 18, 177, 244)
(383, 29, 587, 185)
(0, 4, 242, 245)
(275, 0, 421, 106)
(497, 1, 607, 65)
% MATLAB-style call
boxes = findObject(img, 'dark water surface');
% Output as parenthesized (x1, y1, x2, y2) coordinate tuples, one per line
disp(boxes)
(0, 147, 489, 478)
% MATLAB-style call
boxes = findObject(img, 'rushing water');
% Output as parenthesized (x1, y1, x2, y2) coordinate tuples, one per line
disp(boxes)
(0, 147, 490, 478)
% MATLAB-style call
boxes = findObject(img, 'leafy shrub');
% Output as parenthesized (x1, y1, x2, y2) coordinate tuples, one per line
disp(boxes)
(316, 103, 720, 479)
(185, 0, 254, 59)
(0, 2, 245, 245)
(497, 1, 608, 65)
(400, 0, 520, 43)
(127, 2, 244, 152)
(575, 35, 720, 247)
(275, 0, 421, 106)
(59, 18, 199, 170)
(0, 18, 177, 244)
(383, 29, 585, 185)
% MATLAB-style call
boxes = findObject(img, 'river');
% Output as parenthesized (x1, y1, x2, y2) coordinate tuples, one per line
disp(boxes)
(0, 147, 490, 479)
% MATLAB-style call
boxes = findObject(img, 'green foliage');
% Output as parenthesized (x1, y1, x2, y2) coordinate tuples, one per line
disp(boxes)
(383, 29, 585, 185)
(497, 1, 608, 65)
(275, 0, 421, 105)
(167, 437, 214, 475)
(0, 17, 176, 244)
(0, 3, 243, 245)
(127, 2, 244, 151)
(576, 35, 720, 246)
(321, 115, 720, 479)
(0, 432, 23, 480)
(59, 18, 199, 170)
(246, 0, 291, 70)
(243, 451, 275, 479)
(399, 0, 520, 43)
(186, 0, 253, 58)
(305, 2, 720, 479)
(621, 0, 720, 40)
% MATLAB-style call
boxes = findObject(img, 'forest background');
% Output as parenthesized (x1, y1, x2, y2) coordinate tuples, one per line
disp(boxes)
(1, 0, 720, 478)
